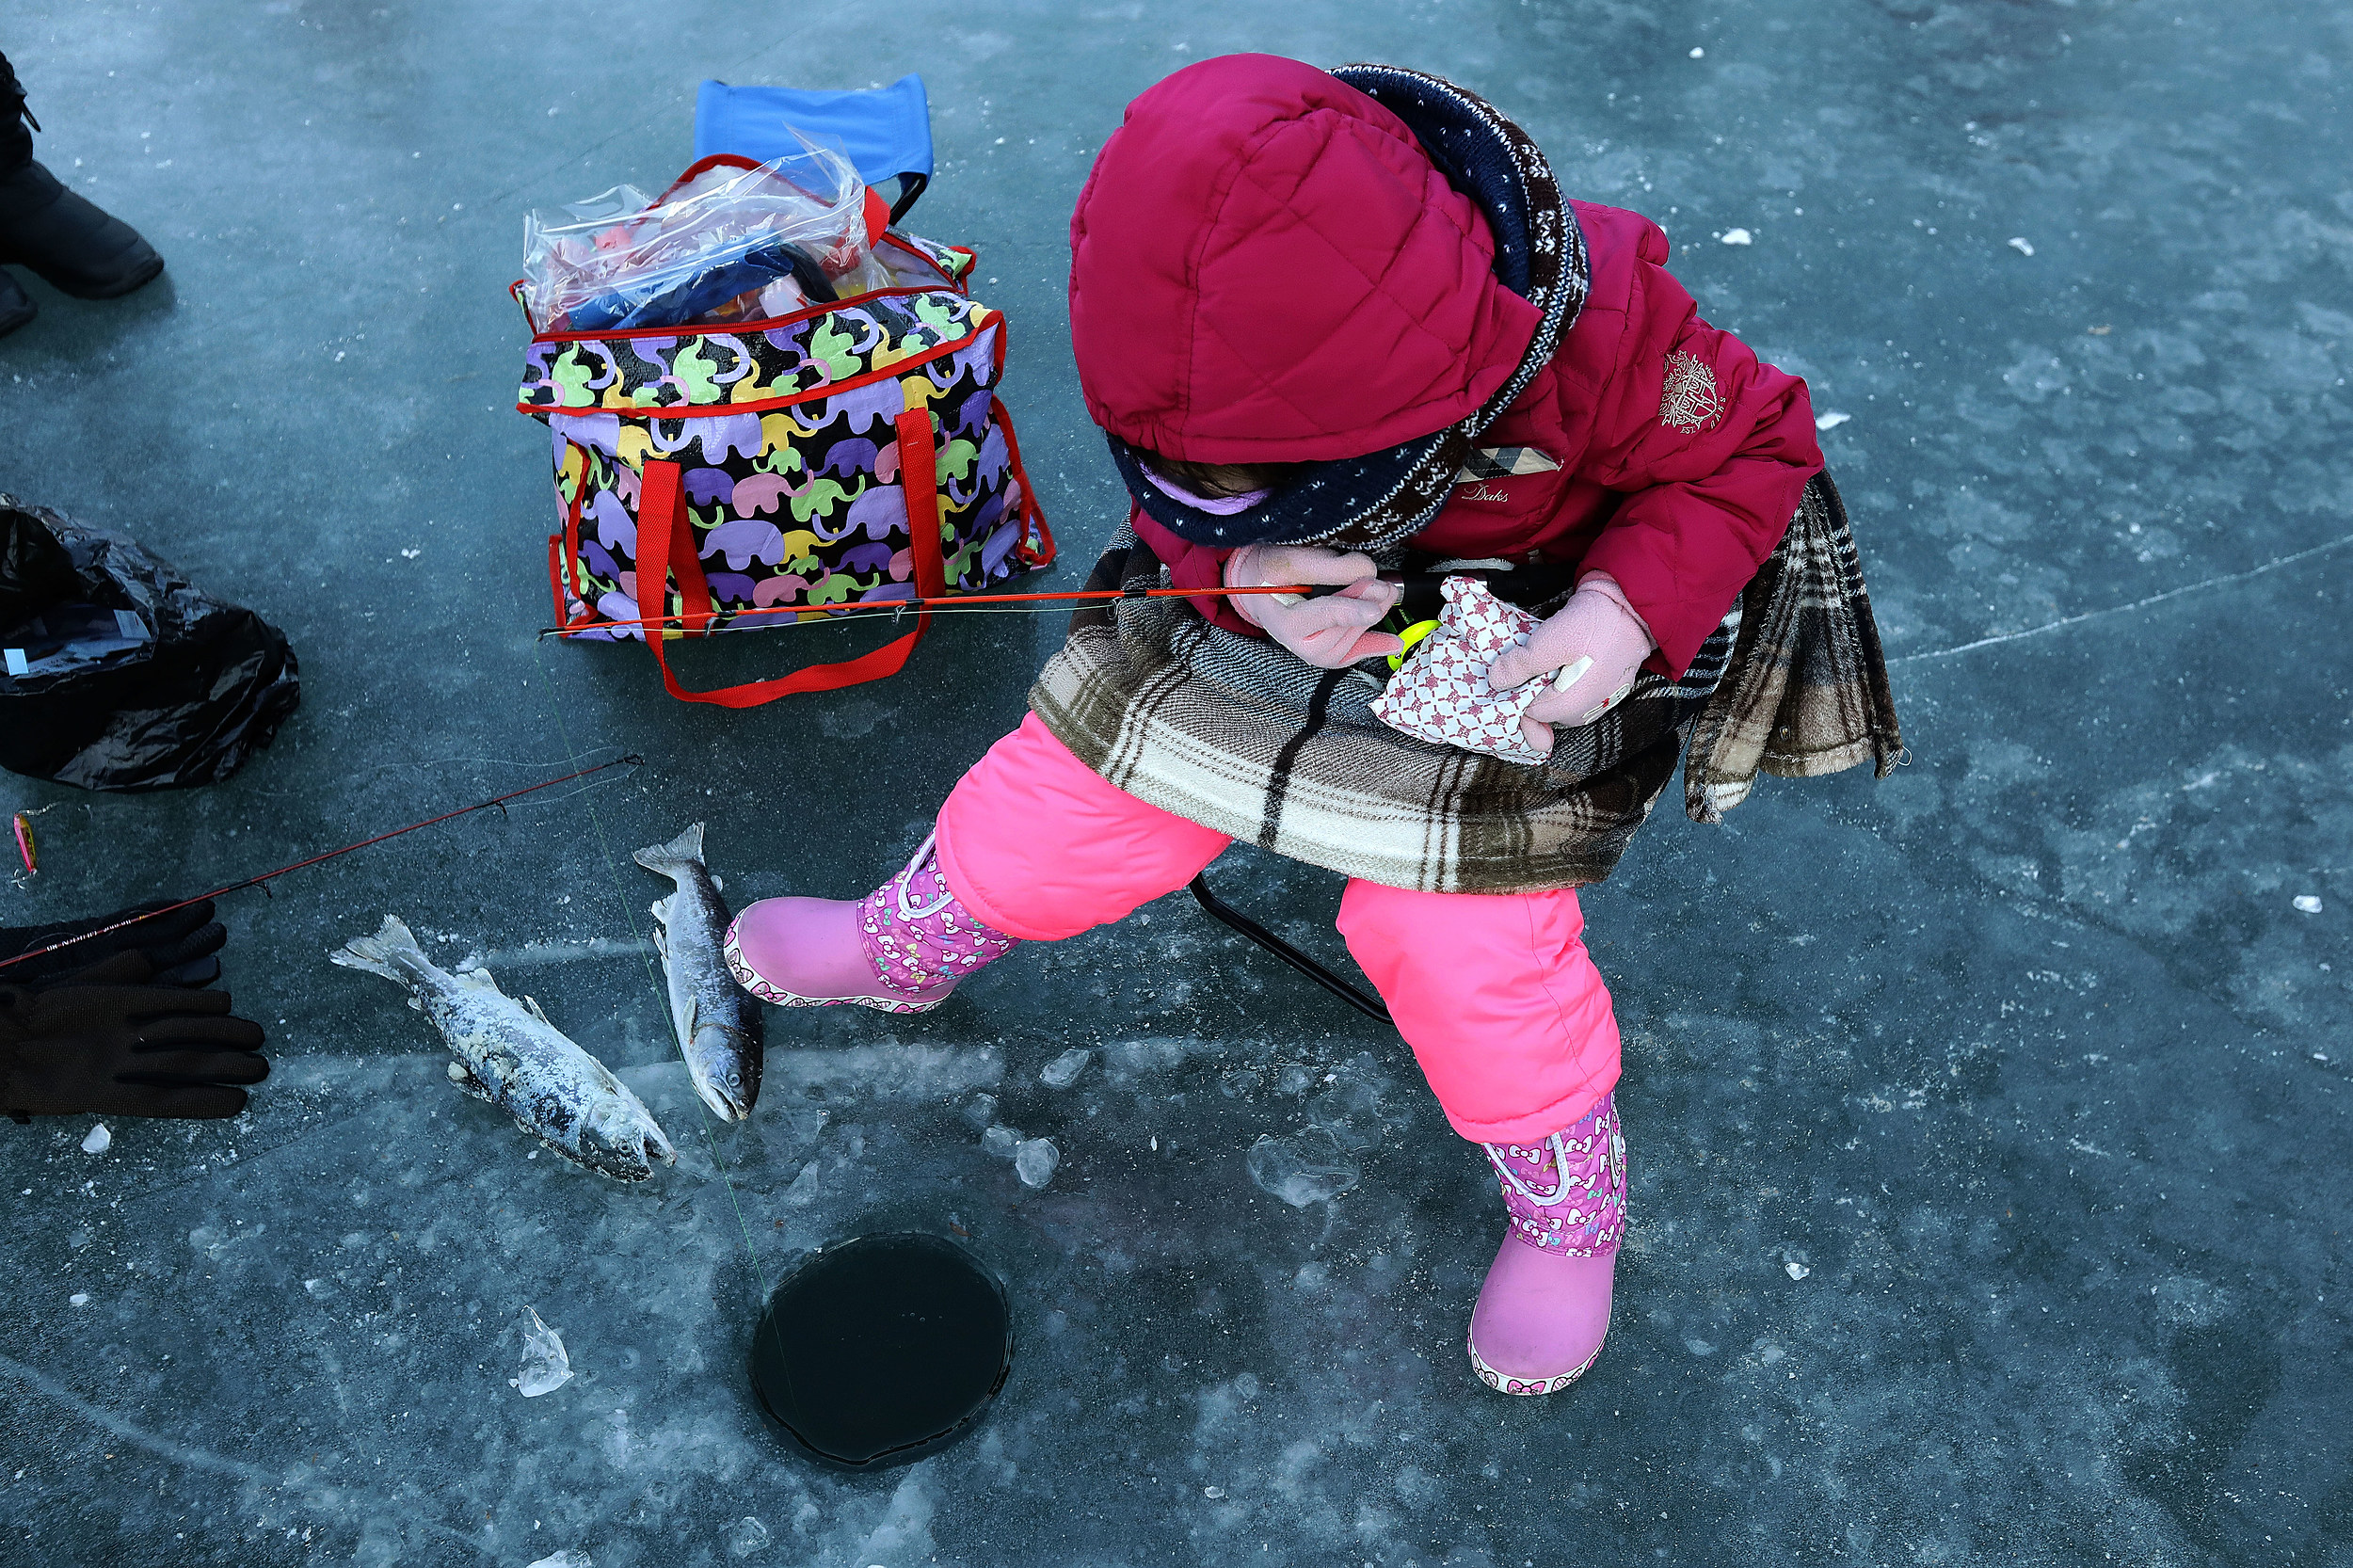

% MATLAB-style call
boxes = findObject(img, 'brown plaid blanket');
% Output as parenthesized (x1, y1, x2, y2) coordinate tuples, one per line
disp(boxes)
(1030, 472, 1902, 894)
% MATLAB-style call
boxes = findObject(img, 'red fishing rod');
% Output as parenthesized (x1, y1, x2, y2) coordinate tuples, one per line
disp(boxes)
(534, 581, 1353, 640)
(0, 755, 642, 974)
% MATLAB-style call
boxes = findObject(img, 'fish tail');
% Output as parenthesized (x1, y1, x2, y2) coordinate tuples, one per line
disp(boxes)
(632, 822, 706, 875)
(328, 915, 424, 980)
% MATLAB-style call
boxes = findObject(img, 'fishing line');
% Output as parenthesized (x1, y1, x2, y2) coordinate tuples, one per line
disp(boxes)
(0, 753, 643, 974)
(527, 639, 774, 1320)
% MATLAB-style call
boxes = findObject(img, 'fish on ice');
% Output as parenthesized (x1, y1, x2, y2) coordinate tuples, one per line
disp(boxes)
(330, 915, 675, 1181)
(635, 823, 763, 1121)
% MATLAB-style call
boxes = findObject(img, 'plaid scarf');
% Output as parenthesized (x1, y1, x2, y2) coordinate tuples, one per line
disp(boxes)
(1030, 473, 1902, 894)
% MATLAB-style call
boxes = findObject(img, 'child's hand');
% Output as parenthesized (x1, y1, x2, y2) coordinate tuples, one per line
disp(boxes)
(1224, 544, 1404, 668)
(1484, 573, 1657, 752)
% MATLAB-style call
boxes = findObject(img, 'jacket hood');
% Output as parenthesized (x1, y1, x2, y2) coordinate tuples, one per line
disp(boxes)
(1067, 56, 1587, 551)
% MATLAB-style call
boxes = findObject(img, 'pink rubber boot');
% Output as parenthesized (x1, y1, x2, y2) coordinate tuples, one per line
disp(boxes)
(1466, 1092, 1626, 1396)
(725, 833, 1018, 1015)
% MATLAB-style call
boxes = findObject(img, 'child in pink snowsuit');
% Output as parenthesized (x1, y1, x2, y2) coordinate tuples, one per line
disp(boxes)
(730, 56, 1822, 1396)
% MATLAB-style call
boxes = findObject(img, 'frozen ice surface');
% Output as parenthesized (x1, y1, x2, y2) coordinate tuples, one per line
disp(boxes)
(511, 1305, 573, 1397)
(1014, 1137, 1061, 1188)
(1039, 1047, 1093, 1088)
(8, 7, 2353, 1564)
(981, 1124, 1019, 1159)
(1246, 1130, 1361, 1208)
(79, 1123, 110, 1154)
(525, 1552, 591, 1568)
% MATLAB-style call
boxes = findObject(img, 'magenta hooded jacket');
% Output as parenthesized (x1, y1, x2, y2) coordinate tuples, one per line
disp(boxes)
(1067, 56, 1824, 679)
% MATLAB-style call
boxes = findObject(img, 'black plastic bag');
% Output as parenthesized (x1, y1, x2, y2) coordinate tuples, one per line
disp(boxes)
(0, 495, 299, 791)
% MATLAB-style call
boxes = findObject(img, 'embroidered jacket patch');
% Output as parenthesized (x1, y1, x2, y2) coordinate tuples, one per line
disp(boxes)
(1659, 349, 1729, 435)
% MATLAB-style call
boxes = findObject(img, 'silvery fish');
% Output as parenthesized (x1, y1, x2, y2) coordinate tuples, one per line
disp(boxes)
(330, 915, 676, 1181)
(634, 823, 763, 1121)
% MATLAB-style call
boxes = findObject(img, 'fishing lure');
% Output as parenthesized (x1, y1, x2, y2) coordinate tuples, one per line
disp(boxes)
(8, 805, 54, 886)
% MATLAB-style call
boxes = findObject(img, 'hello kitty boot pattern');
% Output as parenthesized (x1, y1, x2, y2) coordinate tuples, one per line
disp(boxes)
(1468, 1091, 1626, 1395)
(856, 832, 1019, 996)
(723, 832, 1018, 1014)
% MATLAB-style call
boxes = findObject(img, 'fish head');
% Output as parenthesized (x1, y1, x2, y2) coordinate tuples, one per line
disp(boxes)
(578, 1098, 677, 1178)
(690, 1058, 752, 1123)
(687, 1016, 760, 1122)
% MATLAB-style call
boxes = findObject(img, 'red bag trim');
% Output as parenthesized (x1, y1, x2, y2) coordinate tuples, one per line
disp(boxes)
(515, 318, 995, 421)
(989, 395, 1056, 569)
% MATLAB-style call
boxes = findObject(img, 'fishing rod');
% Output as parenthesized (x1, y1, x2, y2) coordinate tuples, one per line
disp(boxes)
(0, 754, 642, 974)
(534, 561, 1592, 642)
(534, 581, 1354, 641)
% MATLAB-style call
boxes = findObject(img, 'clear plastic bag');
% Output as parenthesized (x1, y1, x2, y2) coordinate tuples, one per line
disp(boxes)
(520, 131, 879, 333)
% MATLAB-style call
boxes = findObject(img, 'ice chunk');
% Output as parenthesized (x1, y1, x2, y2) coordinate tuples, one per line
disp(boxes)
(1014, 1138, 1061, 1189)
(728, 1516, 772, 1558)
(2007, 236, 2035, 256)
(2293, 895, 2323, 914)
(1815, 410, 1852, 431)
(1246, 1131, 1359, 1208)
(1039, 1048, 1093, 1089)
(961, 1093, 1000, 1129)
(526, 1552, 591, 1568)
(80, 1123, 111, 1155)
(1720, 227, 1753, 246)
(511, 1305, 574, 1397)
(981, 1125, 1019, 1160)
(1785, 1260, 1811, 1280)
(68, 1291, 89, 1306)
(1308, 1072, 1389, 1152)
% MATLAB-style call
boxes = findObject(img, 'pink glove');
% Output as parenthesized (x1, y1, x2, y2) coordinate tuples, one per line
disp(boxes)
(1483, 573, 1657, 753)
(1224, 544, 1404, 669)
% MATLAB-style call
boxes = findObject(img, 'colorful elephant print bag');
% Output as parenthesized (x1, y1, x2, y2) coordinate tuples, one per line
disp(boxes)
(512, 156, 1054, 707)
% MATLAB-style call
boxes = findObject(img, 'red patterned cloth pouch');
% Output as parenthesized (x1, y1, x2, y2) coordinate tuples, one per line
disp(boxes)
(1369, 575, 1553, 765)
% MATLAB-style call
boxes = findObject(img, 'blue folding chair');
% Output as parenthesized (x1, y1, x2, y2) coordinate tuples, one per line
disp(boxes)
(695, 74, 934, 225)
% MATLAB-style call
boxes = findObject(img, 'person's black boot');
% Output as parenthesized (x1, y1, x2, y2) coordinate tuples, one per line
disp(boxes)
(0, 266, 31, 336)
(0, 161, 163, 299)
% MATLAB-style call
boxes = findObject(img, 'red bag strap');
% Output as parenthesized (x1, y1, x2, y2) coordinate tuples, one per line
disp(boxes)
(631, 409, 944, 707)
(894, 407, 946, 600)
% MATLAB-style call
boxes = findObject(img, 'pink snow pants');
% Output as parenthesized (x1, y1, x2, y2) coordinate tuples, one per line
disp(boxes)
(933, 713, 1621, 1145)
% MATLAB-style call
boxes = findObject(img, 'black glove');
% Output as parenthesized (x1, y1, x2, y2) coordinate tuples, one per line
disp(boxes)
(0, 900, 227, 991)
(0, 951, 268, 1120)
